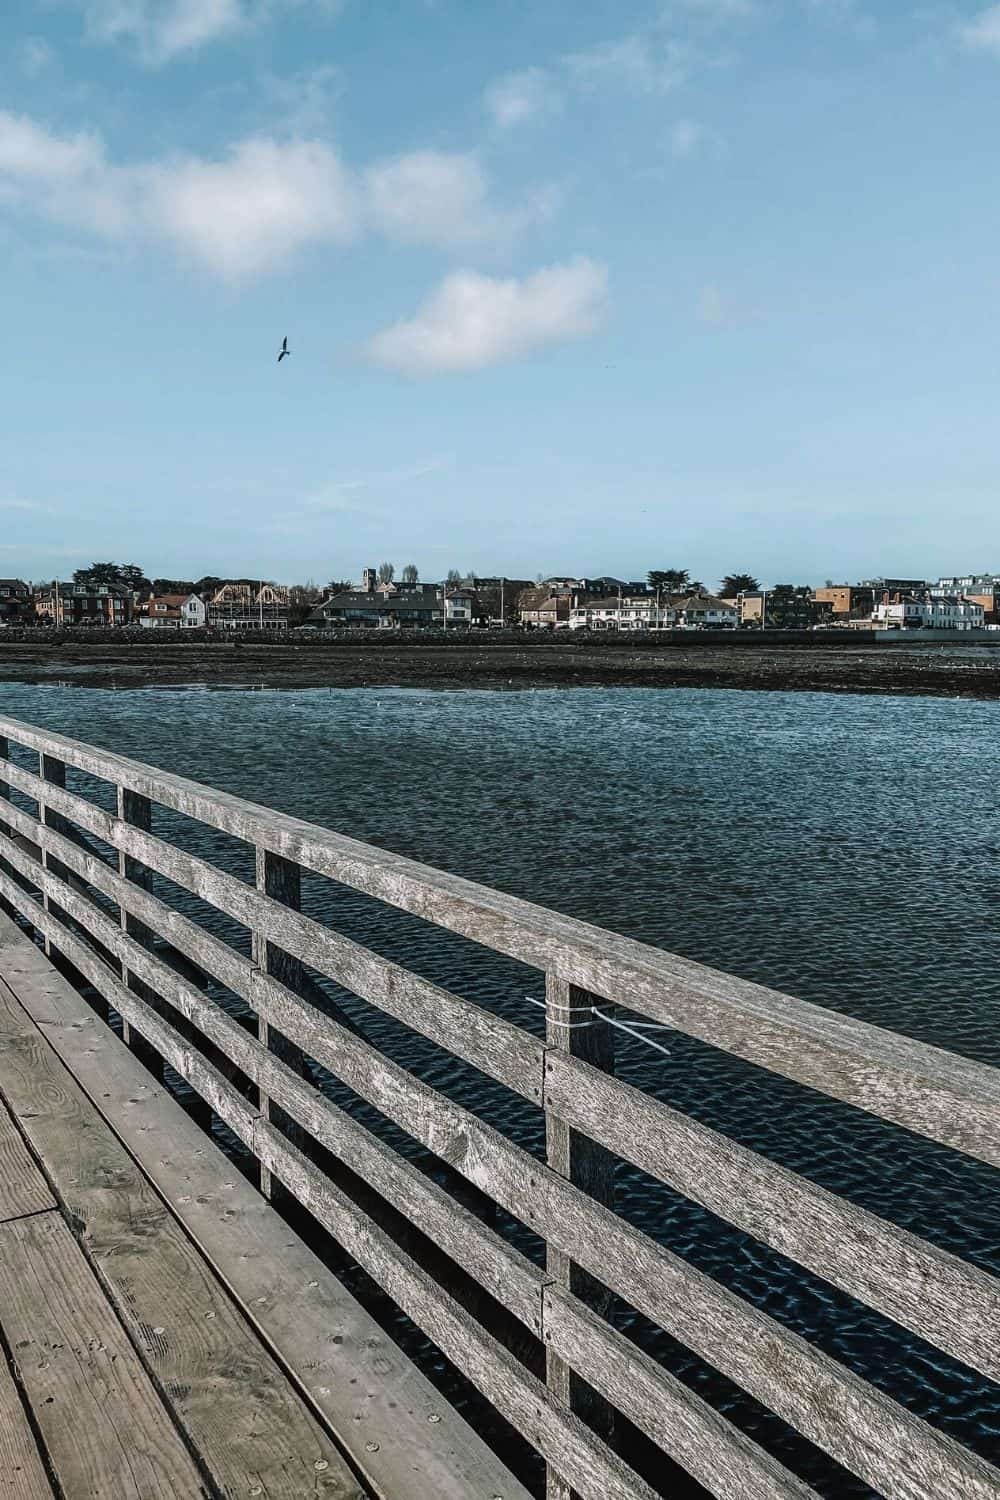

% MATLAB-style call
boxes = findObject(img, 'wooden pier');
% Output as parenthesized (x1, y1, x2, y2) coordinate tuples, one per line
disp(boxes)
(0, 712, 998, 1499)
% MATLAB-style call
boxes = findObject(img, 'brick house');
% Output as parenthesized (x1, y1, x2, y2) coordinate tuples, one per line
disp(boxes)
(0, 580, 30, 625)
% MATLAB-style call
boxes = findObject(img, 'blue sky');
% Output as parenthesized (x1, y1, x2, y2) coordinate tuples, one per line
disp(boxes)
(3, 0, 1000, 588)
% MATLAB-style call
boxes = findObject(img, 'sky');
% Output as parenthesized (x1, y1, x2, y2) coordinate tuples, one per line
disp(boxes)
(3, 0, 1000, 588)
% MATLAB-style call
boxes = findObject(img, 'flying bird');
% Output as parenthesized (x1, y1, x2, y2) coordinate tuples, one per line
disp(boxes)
(277, 336, 290, 363)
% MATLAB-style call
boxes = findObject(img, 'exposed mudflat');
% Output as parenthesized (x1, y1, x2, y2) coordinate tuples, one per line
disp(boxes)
(3, 633, 1000, 698)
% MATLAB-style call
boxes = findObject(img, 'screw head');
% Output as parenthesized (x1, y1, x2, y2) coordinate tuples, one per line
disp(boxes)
(314, 1460, 329, 1472)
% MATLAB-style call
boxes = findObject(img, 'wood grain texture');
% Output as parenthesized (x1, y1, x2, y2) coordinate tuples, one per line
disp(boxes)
(2, 715, 999, 1164)
(542, 1285, 818, 1500)
(36, 754, 66, 963)
(0, 983, 365, 1500)
(0, 1352, 54, 1500)
(117, 785, 155, 1062)
(0, 772, 544, 1104)
(0, 909, 532, 1500)
(254, 1120, 659, 1500)
(0, 1098, 55, 1224)
(3, 868, 999, 1500)
(0, 1211, 206, 1499)
(0, 855, 547, 1336)
(545, 1049, 1000, 1382)
(544, 977, 616, 1500)
(473, 1130, 1000, 1500)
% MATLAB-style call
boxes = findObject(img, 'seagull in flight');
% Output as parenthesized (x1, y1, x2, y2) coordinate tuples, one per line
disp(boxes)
(277, 336, 290, 363)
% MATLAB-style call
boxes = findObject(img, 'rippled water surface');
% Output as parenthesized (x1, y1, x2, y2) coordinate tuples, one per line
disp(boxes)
(1, 681, 998, 1494)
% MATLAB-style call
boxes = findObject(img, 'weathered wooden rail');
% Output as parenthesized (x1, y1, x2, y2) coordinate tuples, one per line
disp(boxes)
(0, 713, 998, 1500)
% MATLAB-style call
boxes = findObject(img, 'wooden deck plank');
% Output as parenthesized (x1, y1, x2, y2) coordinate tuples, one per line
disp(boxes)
(0, 1355, 54, 1500)
(0, 913, 533, 1500)
(0, 984, 365, 1500)
(0, 1211, 207, 1500)
(0, 1100, 54, 1225)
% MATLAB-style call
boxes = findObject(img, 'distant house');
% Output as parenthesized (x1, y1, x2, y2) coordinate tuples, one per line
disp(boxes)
(138, 593, 207, 630)
(931, 574, 1000, 625)
(0, 579, 30, 625)
(568, 595, 672, 630)
(208, 583, 289, 631)
(874, 595, 984, 632)
(672, 594, 738, 629)
(445, 589, 476, 625)
(33, 582, 131, 627)
(812, 585, 878, 622)
(518, 587, 571, 627)
(739, 588, 830, 630)
(308, 577, 444, 628)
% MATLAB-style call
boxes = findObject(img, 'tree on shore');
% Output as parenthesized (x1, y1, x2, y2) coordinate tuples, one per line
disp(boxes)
(74, 561, 150, 592)
(325, 578, 353, 597)
(648, 568, 690, 592)
(151, 578, 196, 594)
(720, 573, 759, 596)
(401, 563, 419, 584)
(378, 561, 395, 584)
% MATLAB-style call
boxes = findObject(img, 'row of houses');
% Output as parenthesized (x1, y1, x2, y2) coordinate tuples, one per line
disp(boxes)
(0, 581, 291, 630)
(517, 574, 999, 632)
(4, 569, 999, 633)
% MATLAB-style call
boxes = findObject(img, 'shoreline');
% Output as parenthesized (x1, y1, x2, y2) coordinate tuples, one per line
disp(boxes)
(3, 637, 1000, 699)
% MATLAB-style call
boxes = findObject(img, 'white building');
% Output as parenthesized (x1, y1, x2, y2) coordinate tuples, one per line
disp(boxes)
(873, 596, 984, 631)
(672, 594, 738, 629)
(569, 592, 738, 631)
(569, 596, 672, 631)
(139, 593, 207, 629)
(445, 589, 475, 625)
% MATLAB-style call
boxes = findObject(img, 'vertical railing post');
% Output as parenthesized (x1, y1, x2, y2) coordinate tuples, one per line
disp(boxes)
(0, 735, 9, 837)
(0, 736, 13, 919)
(253, 847, 304, 1200)
(543, 976, 616, 1500)
(117, 785, 163, 1081)
(38, 753, 67, 963)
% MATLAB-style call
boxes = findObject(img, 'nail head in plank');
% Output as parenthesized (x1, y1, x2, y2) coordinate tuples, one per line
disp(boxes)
(0, 1211, 206, 1500)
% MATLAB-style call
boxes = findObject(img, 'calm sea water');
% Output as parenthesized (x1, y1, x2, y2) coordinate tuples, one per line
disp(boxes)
(1, 681, 998, 1495)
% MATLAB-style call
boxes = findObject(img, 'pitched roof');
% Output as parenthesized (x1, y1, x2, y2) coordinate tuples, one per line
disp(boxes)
(318, 590, 442, 612)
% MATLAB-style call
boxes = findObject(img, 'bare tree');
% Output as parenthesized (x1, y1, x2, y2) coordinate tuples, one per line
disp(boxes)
(446, 568, 462, 585)
(401, 563, 419, 584)
(378, 561, 395, 584)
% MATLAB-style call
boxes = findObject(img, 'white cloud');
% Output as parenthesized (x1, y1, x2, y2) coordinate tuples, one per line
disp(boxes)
(0, 114, 105, 183)
(484, 68, 562, 130)
(364, 149, 550, 249)
(0, 114, 552, 278)
(145, 137, 357, 277)
(669, 118, 727, 161)
(364, 151, 498, 248)
(958, 5, 1000, 56)
(0, 114, 355, 275)
(364, 258, 607, 375)
(78, 0, 245, 62)
(564, 33, 689, 94)
(74, 0, 342, 63)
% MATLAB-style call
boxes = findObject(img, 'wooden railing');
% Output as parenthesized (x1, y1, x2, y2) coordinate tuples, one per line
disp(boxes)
(0, 713, 998, 1500)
